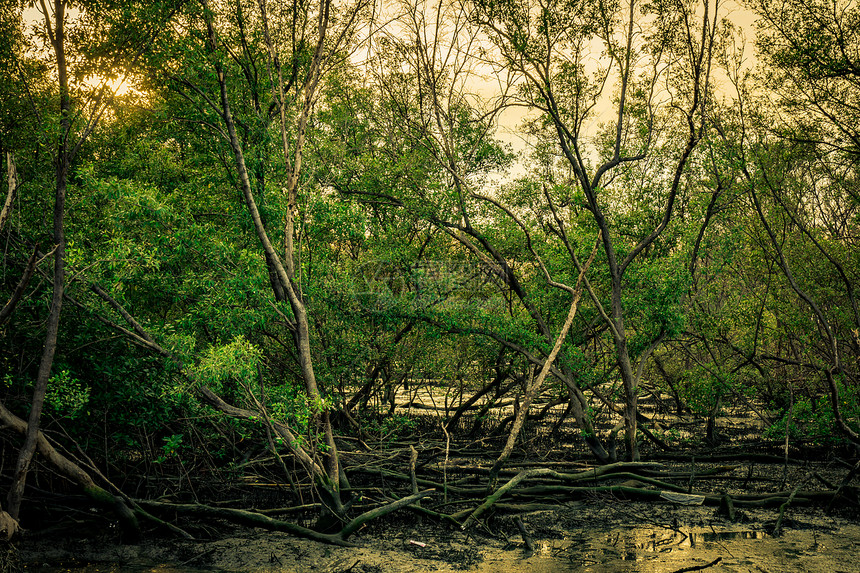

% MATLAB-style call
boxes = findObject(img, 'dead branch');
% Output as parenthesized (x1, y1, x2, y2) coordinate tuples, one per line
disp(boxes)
(670, 557, 722, 573)
(0, 246, 39, 325)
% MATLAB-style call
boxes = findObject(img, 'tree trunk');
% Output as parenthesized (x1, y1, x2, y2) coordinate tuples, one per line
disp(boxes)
(1, 152, 18, 232)
(7, 0, 70, 519)
(488, 241, 598, 484)
(199, 0, 348, 515)
(0, 401, 139, 538)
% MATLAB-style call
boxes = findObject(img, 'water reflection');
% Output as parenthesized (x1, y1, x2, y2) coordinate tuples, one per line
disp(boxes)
(692, 530, 769, 542)
(531, 526, 775, 571)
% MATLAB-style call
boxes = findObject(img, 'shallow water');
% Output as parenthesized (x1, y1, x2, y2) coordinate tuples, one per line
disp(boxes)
(478, 525, 859, 572)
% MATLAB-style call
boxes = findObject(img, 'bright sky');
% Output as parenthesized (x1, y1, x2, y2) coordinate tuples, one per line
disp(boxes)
(20, 0, 760, 178)
(22, 2, 134, 96)
(483, 0, 759, 181)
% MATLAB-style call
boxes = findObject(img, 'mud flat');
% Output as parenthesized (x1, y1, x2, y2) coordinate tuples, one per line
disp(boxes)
(20, 498, 860, 573)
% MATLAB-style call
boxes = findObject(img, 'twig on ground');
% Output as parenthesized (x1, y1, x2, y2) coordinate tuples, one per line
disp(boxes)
(514, 516, 535, 553)
(670, 556, 722, 572)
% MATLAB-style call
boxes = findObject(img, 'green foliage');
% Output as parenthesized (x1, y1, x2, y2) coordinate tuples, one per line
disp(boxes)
(45, 370, 90, 419)
(367, 414, 416, 444)
(155, 433, 184, 464)
(677, 369, 730, 415)
(191, 337, 262, 397)
(265, 382, 333, 436)
(763, 386, 860, 446)
(626, 253, 692, 352)
(2, 0, 859, 494)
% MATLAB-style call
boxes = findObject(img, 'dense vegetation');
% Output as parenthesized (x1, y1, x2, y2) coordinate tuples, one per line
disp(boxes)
(0, 0, 858, 547)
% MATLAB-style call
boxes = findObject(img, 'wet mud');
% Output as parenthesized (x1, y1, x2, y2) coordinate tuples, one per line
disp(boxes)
(14, 397, 860, 573)
(19, 497, 860, 572)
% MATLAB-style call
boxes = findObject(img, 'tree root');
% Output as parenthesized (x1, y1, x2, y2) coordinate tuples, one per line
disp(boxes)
(461, 468, 551, 529)
(136, 489, 433, 546)
(390, 458, 848, 530)
(514, 516, 535, 552)
(136, 500, 356, 546)
(0, 401, 139, 540)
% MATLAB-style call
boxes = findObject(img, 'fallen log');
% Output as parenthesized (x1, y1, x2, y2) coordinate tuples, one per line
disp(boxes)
(639, 466, 740, 479)
(571, 471, 689, 492)
(505, 484, 837, 508)
(671, 557, 722, 573)
(339, 490, 434, 538)
(349, 466, 480, 495)
(655, 453, 808, 465)
(394, 498, 465, 526)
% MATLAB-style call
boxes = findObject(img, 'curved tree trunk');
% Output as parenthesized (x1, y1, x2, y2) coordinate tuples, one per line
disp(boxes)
(199, 0, 365, 518)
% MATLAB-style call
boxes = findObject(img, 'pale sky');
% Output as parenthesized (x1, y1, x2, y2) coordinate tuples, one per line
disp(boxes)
(20, 0, 760, 182)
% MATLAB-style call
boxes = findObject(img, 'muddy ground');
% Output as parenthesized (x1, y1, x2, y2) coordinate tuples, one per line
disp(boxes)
(13, 396, 860, 572)
(18, 481, 860, 572)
